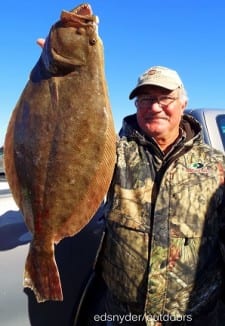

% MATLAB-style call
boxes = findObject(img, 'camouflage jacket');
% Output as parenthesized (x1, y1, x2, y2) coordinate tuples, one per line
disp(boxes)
(99, 113, 225, 324)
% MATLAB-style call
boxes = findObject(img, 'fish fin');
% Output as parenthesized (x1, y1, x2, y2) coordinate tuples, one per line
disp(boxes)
(23, 241, 63, 302)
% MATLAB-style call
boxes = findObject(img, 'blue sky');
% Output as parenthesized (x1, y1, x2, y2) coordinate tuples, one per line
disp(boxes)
(1, 0, 225, 146)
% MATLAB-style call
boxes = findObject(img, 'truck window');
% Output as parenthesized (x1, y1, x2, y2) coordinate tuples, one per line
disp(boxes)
(216, 115, 225, 151)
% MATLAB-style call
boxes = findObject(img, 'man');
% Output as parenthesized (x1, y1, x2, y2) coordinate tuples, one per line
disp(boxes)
(96, 66, 225, 325)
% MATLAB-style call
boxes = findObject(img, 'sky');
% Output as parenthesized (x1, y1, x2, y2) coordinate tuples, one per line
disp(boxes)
(1, 0, 225, 146)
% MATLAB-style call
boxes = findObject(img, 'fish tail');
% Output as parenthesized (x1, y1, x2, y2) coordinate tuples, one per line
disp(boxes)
(23, 241, 63, 302)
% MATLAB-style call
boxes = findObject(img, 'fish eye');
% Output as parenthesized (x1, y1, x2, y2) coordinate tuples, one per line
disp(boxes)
(89, 38, 96, 45)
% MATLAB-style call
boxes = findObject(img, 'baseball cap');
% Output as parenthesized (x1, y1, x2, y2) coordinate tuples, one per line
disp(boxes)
(129, 66, 184, 99)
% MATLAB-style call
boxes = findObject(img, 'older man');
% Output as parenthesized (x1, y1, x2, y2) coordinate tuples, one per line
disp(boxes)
(97, 66, 225, 325)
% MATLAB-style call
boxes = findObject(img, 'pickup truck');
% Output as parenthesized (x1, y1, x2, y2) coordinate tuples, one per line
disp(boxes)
(185, 108, 225, 152)
(0, 108, 225, 326)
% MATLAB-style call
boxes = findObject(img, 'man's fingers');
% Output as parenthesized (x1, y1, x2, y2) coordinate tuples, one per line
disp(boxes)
(36, 38, 45, 48)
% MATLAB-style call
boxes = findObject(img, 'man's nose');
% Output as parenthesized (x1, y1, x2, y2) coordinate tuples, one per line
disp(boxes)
(146, 100, 162, 111)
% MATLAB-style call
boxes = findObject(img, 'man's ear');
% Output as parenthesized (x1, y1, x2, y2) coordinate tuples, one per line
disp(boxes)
(181, 99, 188, 112)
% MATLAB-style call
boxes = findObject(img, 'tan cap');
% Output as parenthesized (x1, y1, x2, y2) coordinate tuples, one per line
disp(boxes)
(129, 66, 184, 99)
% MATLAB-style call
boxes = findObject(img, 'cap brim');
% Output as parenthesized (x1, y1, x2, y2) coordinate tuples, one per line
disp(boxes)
(129, 82, 179, 100)
(129, 86, 144, 100)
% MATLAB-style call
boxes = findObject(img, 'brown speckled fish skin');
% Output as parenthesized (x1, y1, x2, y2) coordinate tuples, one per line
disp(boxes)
(4, 3, 116, 302)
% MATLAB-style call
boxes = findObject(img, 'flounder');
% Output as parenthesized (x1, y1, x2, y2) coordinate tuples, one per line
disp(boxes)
(4, 3, 116, 302)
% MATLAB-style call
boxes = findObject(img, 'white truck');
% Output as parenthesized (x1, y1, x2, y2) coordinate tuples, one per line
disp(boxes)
(0, 108, 225, 326)
(185, 108, 225, 152)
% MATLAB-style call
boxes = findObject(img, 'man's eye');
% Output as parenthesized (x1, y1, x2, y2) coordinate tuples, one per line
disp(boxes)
(140, 99, 149, 104)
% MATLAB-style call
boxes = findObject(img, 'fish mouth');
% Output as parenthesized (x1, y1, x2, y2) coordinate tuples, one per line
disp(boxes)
(73, 3, 93, 16)
(60, 3, 99, 27)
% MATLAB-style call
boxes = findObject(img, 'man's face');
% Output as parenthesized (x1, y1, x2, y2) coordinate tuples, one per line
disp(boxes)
(135, 86, 186, 141)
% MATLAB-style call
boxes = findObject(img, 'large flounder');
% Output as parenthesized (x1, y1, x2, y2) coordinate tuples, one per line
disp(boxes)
(4, 3, 116, 302)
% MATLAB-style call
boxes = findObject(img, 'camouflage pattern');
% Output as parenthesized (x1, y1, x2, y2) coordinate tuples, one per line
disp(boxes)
(100, 114, 225, 325)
